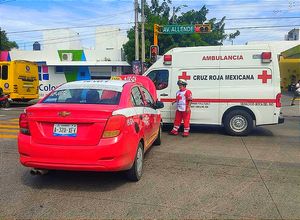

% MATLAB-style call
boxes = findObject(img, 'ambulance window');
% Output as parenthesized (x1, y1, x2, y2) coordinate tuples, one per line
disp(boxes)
(146, 70, 169, 90)
(131, 87, 144, 106)
(141, 87, 154, 107)
(1, 65, 8, 80)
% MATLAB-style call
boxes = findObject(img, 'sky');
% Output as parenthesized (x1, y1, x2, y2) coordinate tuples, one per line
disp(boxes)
(0, 0, 299, 50)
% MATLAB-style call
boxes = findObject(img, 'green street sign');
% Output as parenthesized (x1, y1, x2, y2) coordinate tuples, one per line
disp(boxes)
(162, 25, 194, 35)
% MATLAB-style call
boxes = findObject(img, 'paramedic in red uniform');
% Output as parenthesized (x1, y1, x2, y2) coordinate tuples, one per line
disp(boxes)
(169, 79, 192, 137)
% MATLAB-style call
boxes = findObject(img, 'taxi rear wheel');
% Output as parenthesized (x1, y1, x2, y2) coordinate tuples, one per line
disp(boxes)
(153, 126, 162, 146)
(126, 142, 144, 182)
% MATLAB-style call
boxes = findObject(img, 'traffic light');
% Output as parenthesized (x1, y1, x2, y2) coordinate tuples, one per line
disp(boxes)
(194, 24, 211, 33)
(150, 45, 159, 63)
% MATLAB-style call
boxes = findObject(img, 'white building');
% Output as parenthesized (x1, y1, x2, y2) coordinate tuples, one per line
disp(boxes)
(2, 28, 130, 98)
(285, 28, 300, 41)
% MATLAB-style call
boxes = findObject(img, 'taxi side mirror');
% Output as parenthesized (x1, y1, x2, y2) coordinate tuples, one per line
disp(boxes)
(154, 100, 164, 109)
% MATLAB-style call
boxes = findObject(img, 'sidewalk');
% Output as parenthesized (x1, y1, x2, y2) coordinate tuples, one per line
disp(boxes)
(281, 92, 300, 117)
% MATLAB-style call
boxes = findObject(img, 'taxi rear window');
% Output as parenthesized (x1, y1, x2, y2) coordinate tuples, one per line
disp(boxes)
(43, 89, 121, 105)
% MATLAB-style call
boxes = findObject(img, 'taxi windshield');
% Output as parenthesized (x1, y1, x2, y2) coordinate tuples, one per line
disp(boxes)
(43, 88, 121, 105)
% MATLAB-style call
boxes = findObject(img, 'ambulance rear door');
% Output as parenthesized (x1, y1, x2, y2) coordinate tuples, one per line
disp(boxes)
(219, 45, 277, 125)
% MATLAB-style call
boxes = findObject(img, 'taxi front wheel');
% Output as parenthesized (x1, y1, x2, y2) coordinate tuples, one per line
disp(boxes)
(126, 142, 144, 181)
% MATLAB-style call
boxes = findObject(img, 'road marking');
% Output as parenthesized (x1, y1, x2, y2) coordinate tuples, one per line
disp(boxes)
(10, 118, 19, 121)
(0, 124, 19, 129)
(0, 118, 19, 139)
(0, 129, 19, 133)
(6, 121, 19, 125)
(0, 134, 17, 139)
(1, 108, 25, 111)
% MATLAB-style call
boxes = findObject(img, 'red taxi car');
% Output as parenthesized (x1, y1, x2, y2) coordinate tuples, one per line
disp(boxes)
(18, 78, 163, 181)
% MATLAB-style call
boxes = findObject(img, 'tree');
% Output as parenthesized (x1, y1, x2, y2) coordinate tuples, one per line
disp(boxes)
(0, 28, 18, 51)
(123, 0, 240, 64)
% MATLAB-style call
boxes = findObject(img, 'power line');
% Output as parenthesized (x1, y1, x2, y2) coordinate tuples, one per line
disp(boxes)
(39, 9, 134, 26)
(224, 16, 300, 21)
(7, 22, 134, 34)
(16, 29, 129, 47)
(225, 24, 300, 30)
(0, 0, 15, 4)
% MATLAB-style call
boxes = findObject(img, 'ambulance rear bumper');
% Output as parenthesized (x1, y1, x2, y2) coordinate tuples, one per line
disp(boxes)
(278, 113, 284, 124)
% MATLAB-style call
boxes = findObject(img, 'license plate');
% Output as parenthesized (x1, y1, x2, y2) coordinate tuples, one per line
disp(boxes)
(53, 124, 77, 137)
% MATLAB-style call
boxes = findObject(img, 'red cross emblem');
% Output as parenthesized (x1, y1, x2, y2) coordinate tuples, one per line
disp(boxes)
(176, 93, 184, 101)
(178, 72, 191, 81)
(258, 70, 272, 84)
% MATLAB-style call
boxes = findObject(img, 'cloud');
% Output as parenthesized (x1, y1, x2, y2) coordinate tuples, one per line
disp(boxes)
(0, 0, 299, 49)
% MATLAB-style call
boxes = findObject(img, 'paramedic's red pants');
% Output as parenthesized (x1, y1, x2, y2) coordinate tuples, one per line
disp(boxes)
(172, 110, 191, 132)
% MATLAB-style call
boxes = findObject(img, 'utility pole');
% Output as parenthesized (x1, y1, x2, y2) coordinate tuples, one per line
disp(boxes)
(141, 0, 145, 65)
(172, 7, 175, 24)
(134, 0, 139, 61)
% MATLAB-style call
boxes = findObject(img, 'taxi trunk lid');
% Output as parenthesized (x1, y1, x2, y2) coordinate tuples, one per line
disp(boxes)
(26, 104, 116, 146)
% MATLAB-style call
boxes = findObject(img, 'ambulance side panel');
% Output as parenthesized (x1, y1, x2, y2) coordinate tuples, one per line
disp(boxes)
(145, 44, 282, 128)
(170, 47, 221, 125)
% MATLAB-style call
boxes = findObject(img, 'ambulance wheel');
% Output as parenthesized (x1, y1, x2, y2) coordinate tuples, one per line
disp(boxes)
(126, 142, 144, 182)
(224, 110, 253, 136)
(153, 126, 162, 146)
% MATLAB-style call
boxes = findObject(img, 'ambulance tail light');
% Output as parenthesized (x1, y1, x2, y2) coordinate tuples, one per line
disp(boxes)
(102, 115, 126, 138)
(276, 93, 282, 108)
(261, 52, 272, 63)
(19, 112, 30, 135)
(164, 55, 172, 65)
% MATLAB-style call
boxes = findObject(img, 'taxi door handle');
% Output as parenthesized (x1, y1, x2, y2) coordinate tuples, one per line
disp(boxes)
(160, 93, 168, 96)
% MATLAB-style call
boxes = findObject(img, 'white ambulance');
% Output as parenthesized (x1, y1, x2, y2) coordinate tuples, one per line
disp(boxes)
(143, 44, 284, 136)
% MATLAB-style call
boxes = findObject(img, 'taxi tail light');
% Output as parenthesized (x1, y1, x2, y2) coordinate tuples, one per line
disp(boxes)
(276, 93, 282, 108)
(19, 113, 30, 135)
(262, 52, 272, 63)
(102, 115, 126, 138)
(164, 55, 172, 65)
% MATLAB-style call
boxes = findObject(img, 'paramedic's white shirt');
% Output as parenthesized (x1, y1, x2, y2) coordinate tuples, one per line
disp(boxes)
(296, 83, 300, 92)
(177, 90, 187, 111)
(176, 89, 192, 111)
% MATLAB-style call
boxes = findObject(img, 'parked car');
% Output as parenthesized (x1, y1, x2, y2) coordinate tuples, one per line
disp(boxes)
(18, 79, 164, 181)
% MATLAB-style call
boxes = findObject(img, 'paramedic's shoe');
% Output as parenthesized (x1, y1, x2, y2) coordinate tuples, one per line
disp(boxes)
(169, 130, 179, 135)
(182, 132, 189, 137)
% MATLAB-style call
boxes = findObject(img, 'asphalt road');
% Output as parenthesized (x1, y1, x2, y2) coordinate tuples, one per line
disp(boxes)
(0, 97, 299, 219)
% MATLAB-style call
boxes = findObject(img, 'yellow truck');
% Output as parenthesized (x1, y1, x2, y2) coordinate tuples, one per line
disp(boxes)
(0, 60, 39, 103)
